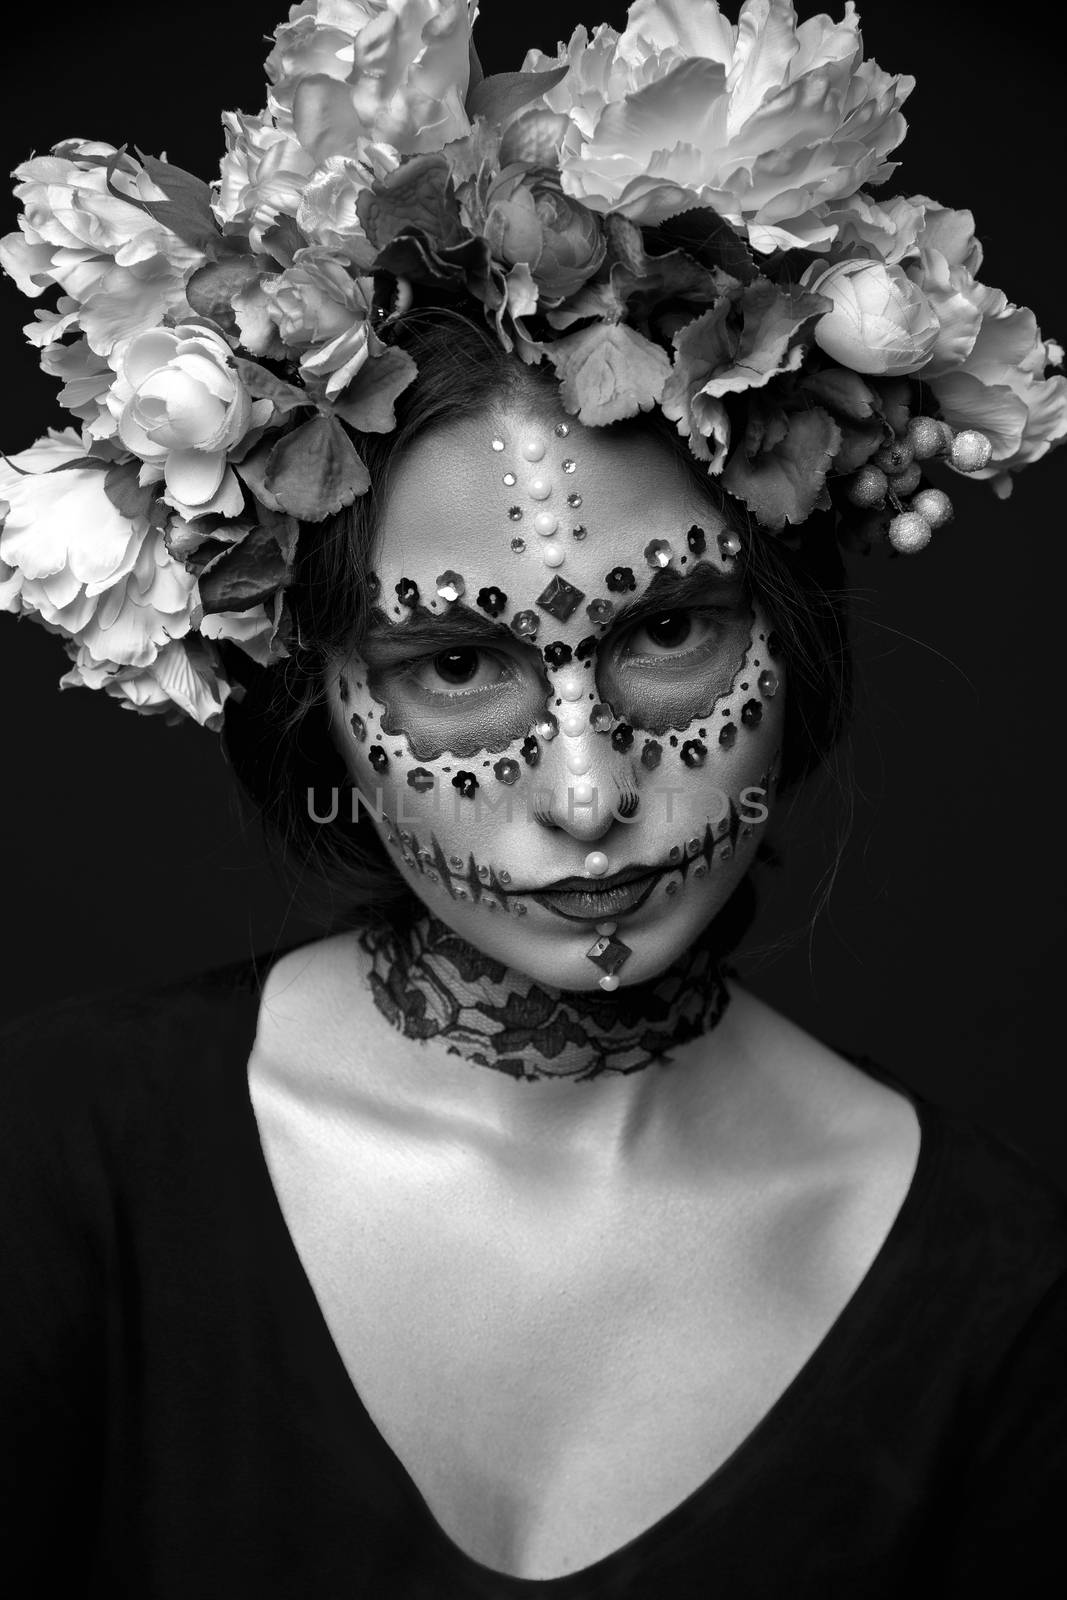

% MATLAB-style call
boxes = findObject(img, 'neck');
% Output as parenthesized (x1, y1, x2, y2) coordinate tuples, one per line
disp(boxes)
(357, 910, 732, 1085)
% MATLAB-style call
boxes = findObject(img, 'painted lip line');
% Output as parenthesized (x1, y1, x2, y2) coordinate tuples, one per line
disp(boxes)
(530, 868, 665, 923)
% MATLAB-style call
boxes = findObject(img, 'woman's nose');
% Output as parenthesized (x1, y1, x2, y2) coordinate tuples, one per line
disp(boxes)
(531, 683, 639, 841)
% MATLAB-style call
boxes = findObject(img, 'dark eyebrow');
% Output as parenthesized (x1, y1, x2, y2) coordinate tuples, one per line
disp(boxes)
(607, 562, 746, 629)
(360, 602, 517, 658)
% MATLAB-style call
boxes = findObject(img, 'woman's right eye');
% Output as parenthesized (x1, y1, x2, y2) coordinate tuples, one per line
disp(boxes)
(408, 647, 512, 696)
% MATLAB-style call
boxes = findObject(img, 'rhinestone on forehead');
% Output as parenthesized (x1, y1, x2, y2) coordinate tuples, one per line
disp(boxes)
(491, 438, 505, 452)
(554, 422, 570, 437)
(645, 539, 672, 568)
(536, 574, 585, 621)
(435, 570, 465, 603)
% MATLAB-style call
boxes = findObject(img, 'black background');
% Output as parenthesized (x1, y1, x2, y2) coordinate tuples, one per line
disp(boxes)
(2, 2, 1065, 1185)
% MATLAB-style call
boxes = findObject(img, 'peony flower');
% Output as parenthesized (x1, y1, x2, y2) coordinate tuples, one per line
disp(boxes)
(267, 0, 476, 160)
(108, 326, 271, 520)
(213, 111, 318, 250)
(296, 144, 400, 265)
(260, 247, 376, 396)
(0, 141, 202, 359)
(881, 201, 1067, 482)
(0, 430, 197, 671)
(524, 0, 913, 251)
(473, 167, 606, 303)
(803, 258, 939, 375)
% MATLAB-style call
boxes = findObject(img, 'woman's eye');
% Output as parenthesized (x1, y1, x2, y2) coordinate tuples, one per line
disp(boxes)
(413, 647, 508, 694)
(637, 611, 694, 652)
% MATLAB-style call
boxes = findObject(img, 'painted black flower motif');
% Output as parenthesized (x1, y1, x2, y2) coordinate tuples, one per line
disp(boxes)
(520, 734, 540, 766)
(680, 739, 707, 768)
(369, 745, 389, 774)
(605, 566, 636, 593)
(542, 641, 573, 670)
(719, 722, 737, 748)
(477, 585, 508, 617)
(451, 771, 478, 799)
(611, 723, 635, 752)
(575, 635, 597, 660)
(395, 577, 419, 607)
(741, 699, 763, 728)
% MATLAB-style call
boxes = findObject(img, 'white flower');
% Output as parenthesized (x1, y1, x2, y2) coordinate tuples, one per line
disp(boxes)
(0, 141, 202, 359)
(261, 248, 375, 397)
(108, 325, 271, 519)
(269, 0, 476, 159)
(525, 0, 913, 251)
(803, 258, 939, 375)
(296, 144, 400, 265)
(214, 111, 318, 250)
(0, 429, 197, 671)
(61, 638, 232, 729)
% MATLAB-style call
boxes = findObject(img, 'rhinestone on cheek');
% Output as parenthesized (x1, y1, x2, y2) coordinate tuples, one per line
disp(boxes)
(566, 491, 582, 508)
(508, 506, 523, 521)
(589, 703, 614, 734)
(680, 739, 707, 768)
(503, 472, 517, 486)
(511, 609, 540, 639)
(687, 525, 707, 555)
(510, 536, 526, 553)
(562, 459, 577, 473)
(718, 531, 743, 560)
(586, 598, 614, 626)
(611, 724, 634, 752)
(536, 714, 560, 742)
(520, 734, 540, 766)
(641, 740, 662, 770)
(554, 423, 570, 437)
(542, 641, 573, 670)
(758, 669, 779, 698)
(741, 699, 763, 728)
(719, 722, 737, 748)
(491, 438, 505, 452)
(571, 524, 588, 541)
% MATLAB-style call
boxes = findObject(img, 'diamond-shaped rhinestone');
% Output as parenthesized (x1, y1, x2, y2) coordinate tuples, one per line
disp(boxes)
(585, 935, 633, 976)
(536, 575, 585, 621)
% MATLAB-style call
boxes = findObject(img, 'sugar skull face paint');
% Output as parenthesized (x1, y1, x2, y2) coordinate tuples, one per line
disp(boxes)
(329, 400, 785, 991)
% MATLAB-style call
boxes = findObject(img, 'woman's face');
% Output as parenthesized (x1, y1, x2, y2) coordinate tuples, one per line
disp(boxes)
(329, 400, 784, 991)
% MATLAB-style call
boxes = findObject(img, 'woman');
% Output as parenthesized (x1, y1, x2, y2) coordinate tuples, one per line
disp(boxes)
(2, 1, 1066, 1593)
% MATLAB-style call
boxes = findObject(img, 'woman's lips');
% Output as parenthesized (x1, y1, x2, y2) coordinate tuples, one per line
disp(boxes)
(529, 868, 664, 922)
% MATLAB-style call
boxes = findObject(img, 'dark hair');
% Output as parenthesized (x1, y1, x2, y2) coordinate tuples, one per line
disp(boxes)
(221, 308, 852, 936)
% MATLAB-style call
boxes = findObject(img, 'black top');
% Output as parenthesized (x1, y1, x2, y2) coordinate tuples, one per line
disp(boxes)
(2, 946, 1066, 1599)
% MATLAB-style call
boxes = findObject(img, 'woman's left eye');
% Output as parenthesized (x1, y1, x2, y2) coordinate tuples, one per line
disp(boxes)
(412, 647, 510, 694)
(626, 609, 719, 658)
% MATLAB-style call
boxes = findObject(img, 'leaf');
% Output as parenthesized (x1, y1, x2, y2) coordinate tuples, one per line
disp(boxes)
(104, 146, 220, 253)
(465, 67, 568, 127)
(723, 407, 843, 531)
(186, 257, 265, 337)
(656, 207, 758, 285)
(372, 229, 492, 292)
(103, 458, 164, 524)
(264, 414, 370, 521)
(331, 347, 418, 434)
(357, 156, 465, 252)
(198, 511, 300, 615)
(831, 420, 884, 475)
(799, 366, 877, 420)
(601, 215, 723, 324)
(233, 359, 311, 417)
(0, 450, 107, 476)
(547, 322, 671, 426)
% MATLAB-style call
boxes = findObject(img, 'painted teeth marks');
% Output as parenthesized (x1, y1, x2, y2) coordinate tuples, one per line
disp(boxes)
(382, 822, 523, 913)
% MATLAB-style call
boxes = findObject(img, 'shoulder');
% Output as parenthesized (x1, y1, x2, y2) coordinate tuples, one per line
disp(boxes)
(728, 981, 1067, 1286)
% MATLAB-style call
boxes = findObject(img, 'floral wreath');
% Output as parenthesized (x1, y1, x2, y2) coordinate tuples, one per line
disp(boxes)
(1, 0, 1064, 730)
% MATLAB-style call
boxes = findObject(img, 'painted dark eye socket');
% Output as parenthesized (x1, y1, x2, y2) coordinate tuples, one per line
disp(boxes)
(644, 611, 692, 650)
(433, 647, 480, 685)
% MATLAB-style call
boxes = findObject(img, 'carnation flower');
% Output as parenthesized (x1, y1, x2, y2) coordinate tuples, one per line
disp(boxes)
(0, 142, 202, 359)
(260, 247, 376, 396)
(108, 326, 271, 520)
(0, 430, 196, 671)
(472, 168, 606, 303)
(803, 258, 940, 375)
(61, 637, 232, 729)
(268, 0, 476, 159)
(524, 0, 913, 251)
(296, 144, 401, 264)
(214, 111, 318, 250)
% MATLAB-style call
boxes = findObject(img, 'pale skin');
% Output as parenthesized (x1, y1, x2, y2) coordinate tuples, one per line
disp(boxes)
(247, 397, 922, 1581)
